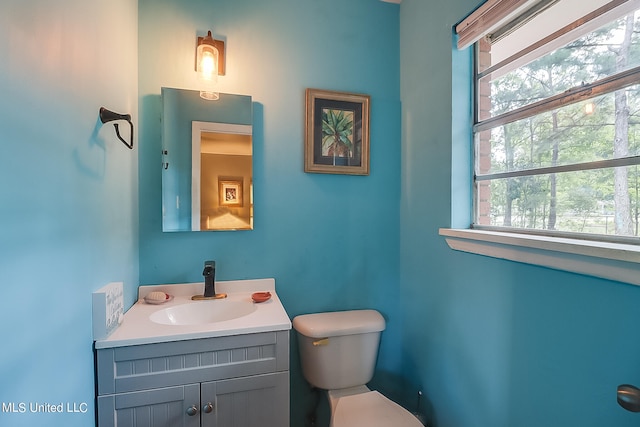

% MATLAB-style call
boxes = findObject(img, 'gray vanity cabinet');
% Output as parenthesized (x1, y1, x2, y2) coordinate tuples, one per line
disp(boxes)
(202, 372, 289, 426)
(96, 383, 200, 427)
(95, 331, 289, 427)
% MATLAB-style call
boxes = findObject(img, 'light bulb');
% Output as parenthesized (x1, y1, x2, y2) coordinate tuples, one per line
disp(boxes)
(201, 51, 216, 79)
(585, 102, 595, 115)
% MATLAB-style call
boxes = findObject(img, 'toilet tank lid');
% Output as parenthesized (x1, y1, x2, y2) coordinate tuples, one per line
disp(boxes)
(293, 310, 385, 338)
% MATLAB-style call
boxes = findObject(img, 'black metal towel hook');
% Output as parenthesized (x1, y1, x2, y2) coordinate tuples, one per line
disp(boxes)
(99, 107, 134, 150)
(618, 384, 640, 412)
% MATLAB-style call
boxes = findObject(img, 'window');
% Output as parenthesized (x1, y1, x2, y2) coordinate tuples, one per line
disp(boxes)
(468, 0, 640, 240)
(441, 0, 640, 286)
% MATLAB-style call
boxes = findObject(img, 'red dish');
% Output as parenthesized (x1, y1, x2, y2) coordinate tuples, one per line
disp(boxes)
(251, 292, 271, 303)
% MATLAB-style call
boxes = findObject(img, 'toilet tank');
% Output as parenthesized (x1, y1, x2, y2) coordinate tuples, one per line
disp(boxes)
(293, 310, 385, 390)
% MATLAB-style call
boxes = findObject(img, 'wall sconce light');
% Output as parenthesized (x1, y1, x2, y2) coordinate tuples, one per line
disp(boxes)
(196, 30, 225, 101)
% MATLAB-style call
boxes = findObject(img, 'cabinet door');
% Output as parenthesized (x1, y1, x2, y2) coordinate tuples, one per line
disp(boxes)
(201, 372, 289, 427)
(97, 384, 201, 427)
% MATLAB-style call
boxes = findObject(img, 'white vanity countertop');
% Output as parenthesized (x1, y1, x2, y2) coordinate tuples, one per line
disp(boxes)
(94, 278, 291, 349)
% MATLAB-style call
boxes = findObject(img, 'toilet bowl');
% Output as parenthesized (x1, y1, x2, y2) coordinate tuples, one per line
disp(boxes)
(328, 386, 423, 427)
(293, 310, 424, 427)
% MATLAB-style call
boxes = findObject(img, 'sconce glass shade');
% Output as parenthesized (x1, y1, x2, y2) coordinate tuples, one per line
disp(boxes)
(197, 33, 220, 101)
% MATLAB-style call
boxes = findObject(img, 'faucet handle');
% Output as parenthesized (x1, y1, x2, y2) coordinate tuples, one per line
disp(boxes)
(203, 260, 216, 276)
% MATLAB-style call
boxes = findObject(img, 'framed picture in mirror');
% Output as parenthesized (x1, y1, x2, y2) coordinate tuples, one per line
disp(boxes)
(218, 178, 243, 207)
(305, 88, 370, 175)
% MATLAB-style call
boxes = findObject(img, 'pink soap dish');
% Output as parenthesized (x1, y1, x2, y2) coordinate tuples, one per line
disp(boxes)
(251, 292, 271, 303)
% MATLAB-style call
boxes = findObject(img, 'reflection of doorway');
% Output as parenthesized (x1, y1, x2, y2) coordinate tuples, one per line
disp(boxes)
(191, 121, 252, 231)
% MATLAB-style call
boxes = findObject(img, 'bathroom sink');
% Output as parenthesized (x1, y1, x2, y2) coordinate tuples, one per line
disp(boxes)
(149, 300, 257, 325)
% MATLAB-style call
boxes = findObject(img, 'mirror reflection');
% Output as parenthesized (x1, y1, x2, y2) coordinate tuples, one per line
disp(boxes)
(161, 88, 253, 232)
(192, 122, 252, 230)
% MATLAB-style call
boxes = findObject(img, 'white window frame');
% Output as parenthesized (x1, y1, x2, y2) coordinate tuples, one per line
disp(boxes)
(443, 0, 640, 286)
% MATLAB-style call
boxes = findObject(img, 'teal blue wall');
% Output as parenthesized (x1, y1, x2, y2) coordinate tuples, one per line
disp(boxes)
(400, 0, 640, 426)
(3, 0, 639, 426)
(138, 0, 401, 425)
(0, 1, 138, 426)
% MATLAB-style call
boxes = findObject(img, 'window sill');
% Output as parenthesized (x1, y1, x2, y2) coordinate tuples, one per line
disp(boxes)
(439, 228, 640, 286)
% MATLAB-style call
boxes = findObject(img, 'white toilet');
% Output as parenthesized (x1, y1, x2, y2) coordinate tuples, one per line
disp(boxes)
(293, 309, 424, 427)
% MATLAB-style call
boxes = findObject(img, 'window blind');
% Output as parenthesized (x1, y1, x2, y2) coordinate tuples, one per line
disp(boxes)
(455, 0, 540, 49)
(456, 0, 637, 51)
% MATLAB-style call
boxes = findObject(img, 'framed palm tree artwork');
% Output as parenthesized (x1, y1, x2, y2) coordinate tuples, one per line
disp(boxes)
(305, 88, 370, 175)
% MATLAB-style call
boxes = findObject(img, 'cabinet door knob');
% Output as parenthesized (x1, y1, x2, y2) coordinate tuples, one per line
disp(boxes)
(186, 405, 199, 416)
(203, 402, 214, 413)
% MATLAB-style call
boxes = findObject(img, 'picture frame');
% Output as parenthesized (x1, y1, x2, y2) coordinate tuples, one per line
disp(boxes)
(305, 88, 370, 175)
(218, 178, 243, 207)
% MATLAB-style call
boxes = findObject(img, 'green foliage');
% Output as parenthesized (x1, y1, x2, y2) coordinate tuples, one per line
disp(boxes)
(481, 11, 640, 236)
(321, 108, 354, 158)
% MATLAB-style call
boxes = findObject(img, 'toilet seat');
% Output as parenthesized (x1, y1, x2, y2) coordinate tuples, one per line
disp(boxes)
(332, 391, 423, 427)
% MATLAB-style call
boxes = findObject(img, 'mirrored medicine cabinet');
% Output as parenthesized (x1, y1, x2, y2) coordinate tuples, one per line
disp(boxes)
(161, 87, 253, 232)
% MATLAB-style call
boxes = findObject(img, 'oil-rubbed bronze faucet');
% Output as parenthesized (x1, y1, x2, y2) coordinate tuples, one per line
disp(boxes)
(192, 260, 227, 300)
